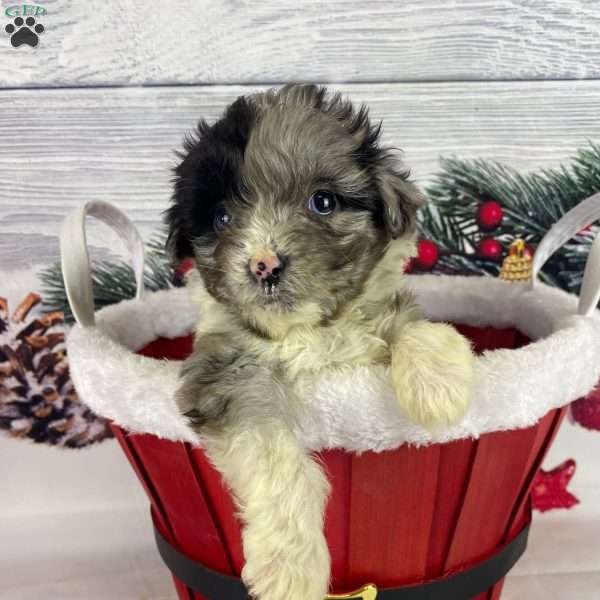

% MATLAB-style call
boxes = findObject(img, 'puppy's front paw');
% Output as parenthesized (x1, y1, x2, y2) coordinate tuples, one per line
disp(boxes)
(391, 321, 475, 429)
(242, 525, 330, 600)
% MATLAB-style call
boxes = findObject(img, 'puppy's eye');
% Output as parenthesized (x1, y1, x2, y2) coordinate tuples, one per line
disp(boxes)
(214, 206, 233, 232)
(308, 190, 337, 216)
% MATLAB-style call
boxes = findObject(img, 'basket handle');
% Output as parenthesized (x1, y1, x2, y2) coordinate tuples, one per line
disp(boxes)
(531, 191, 600, 316)
(60, 201, 145, 327)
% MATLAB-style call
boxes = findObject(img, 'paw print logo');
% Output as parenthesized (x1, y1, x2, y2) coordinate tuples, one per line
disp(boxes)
(5, 16, 44, 48)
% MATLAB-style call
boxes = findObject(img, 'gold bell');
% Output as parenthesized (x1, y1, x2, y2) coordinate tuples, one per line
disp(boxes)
(500, 239, 532, 282)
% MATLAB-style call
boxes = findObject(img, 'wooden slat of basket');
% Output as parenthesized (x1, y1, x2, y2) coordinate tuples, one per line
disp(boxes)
(488, 579, 505, 600)
(112, 427, 202, 599)
(503, 408, 567, 541)
(444, 426, 538, 570)
(188, 446, 246, 576)
(111, 427, 173, 540)
(425, 438, 479, 579)
(323, 450, 352, 590)
(131, 435, 233, 575)
(347, 445, 441, 587)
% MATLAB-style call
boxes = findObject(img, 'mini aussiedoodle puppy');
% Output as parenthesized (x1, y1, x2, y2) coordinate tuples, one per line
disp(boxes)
(166, 84, 474, 600)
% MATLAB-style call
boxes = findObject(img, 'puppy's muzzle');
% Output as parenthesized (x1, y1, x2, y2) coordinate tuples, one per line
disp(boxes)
(249, 253, 286, 285)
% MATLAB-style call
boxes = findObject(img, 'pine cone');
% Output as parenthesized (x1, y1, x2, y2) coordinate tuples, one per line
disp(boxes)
(0, 292, 112, 448)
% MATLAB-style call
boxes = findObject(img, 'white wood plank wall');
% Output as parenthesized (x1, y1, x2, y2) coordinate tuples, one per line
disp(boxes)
(0, 0, 598, 267)
(2, 1, 600, 86)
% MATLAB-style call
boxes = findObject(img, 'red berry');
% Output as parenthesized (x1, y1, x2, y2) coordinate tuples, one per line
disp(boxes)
(477, 201, 504, 231)
(415, 240, 439, 269)
(477, 238, 503, 260)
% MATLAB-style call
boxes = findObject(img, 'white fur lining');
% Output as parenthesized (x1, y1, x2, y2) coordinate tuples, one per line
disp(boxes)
(66, 274, 600, 451)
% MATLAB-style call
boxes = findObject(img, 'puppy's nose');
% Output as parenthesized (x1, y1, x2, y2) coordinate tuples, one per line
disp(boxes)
(250, 254, 285, 282)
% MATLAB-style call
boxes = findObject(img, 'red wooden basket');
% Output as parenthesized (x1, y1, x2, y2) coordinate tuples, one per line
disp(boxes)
(61, 200, 600, 600)
(111, 324, 566, 600)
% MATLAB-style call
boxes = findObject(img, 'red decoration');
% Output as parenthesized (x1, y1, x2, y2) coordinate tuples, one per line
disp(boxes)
(570, 384, 600, 431)
(415, 240, 439, 270)
(177, 258, 195, 277)
(174, 258, 195, 285)
(477, 201, 504, 231)
(477, 238, 503, 260)
(531, 459, 579, 513)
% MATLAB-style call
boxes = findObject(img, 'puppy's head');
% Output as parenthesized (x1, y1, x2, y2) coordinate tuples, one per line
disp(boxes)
(166, 84, 423, 330)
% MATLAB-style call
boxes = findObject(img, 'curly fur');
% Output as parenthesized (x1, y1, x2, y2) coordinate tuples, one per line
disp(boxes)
(165, 84, 475, 599)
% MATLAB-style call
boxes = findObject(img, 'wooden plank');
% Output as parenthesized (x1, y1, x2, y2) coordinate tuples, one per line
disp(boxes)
(443, 423, 553, 573)
(425, 439, 477, 579)
(321, 450, 352, 590)
(111, 428, 174, 541)
(188, 447, 246, 576)
(1, 1, 600, 87)
(130, 434, 234, 574)
(487, 579, 505, 600)
(347, 446, 440, 587)
(1, 80, 599, 266)
(502, 408, 567, 541)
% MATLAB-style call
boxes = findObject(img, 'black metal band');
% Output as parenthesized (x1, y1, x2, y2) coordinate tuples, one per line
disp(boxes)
(153, 520, 529, 600)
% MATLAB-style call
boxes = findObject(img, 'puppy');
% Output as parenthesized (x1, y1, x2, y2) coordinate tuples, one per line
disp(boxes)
(166, 84, 474, 600)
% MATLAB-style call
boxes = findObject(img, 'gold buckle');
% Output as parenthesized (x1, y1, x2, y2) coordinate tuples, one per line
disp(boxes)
(326, 583, 378, 600)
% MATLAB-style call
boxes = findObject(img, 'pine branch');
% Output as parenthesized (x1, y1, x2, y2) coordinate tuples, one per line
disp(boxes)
(418, 143, 600, 296)
(436, 254, 499, 277)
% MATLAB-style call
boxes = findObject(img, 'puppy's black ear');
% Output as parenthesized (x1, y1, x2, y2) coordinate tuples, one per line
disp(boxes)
(165, 119, 215, 263)
(165, 97, 257, 262)
(376, 162, 425, 239)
